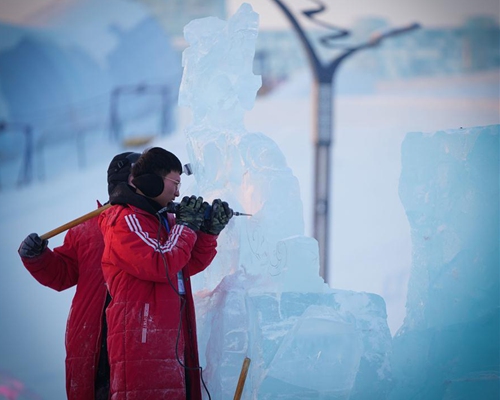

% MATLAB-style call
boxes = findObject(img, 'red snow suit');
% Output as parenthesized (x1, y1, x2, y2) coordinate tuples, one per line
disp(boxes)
(99, 203, 217, 400)
(20, 214, 108, 399)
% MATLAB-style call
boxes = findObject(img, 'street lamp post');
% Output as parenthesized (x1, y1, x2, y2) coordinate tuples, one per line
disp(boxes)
(272, 0, 420, 283)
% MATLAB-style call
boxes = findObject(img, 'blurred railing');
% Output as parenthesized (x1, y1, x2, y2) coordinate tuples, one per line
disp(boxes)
(0, 84, 173, 191)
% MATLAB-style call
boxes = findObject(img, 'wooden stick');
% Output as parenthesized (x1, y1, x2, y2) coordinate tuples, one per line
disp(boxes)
(40, 203, 111, 240)
(233, 357, 251, 400)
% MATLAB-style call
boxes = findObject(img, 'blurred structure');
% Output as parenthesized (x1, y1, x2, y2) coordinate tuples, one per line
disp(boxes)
(253, 16, 500, 89)
(131, 0, 226, 49)
(0, 2, 181, 189)
(0, 120, 33, 187)
(109, 83, 171, 143)
(271, 0, 420, 282)
(0, 0, 498, 193)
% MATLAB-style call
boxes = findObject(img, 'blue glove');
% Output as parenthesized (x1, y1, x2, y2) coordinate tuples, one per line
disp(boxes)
(18, 233, 48, 258)
(202, 199, 234, 235)
(175, 195, 208, 231)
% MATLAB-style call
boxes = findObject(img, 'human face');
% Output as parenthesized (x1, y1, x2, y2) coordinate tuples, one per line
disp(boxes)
(154, 171, 181, 207)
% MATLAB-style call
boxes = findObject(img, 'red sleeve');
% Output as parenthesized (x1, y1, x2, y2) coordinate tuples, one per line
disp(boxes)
(166, 213, 218, 276)
(186, 231, 218, 276)
(104, 208, 199, 283)
(20, 229, 80, 292)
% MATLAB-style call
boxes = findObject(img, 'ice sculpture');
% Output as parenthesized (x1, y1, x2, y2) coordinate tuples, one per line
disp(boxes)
(178, 4, 392, 399)
(391, 125, 499, 399)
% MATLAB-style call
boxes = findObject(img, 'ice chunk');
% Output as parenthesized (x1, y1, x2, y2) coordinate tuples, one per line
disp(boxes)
(195, 280, 392, 399)
(179, 3, 261, 131)
(261, 304, 362, 398)
(391, 125, 499, 399)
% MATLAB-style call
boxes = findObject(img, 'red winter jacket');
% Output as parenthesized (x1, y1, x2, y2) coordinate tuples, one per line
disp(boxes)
(20, 215, 108, 400)
(99, 203, 217, 400)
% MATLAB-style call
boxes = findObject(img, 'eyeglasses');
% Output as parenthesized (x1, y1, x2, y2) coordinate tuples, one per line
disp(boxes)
(164, 176, 181, 190)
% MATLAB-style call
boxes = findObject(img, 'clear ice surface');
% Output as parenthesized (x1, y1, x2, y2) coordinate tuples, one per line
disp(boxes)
(391, 125, 499, 399)
(180, 4, 392, 399)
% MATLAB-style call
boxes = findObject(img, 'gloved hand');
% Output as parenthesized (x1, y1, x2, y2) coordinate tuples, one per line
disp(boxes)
(18, 233, 48, 258)
(202, 199, 234, 235)
(175, 195, 208, 231)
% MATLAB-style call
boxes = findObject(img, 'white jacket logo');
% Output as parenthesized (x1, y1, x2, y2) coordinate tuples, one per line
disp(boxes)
(141, 303, 150, 343)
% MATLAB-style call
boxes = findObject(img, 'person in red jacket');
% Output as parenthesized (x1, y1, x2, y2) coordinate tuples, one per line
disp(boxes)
(99, 147, 233, 400)
(17, 151, 140, 400)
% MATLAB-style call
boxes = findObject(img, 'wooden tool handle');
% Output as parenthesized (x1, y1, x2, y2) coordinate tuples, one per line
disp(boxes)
(40, 203, 111, 240)
(233, 357, 251, 400)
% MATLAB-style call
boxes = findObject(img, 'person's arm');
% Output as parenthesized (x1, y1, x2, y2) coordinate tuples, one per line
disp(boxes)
(185, 198, 233, 276)
(19, 230, 80, 291)
(185, 231, 218, 276)
(105, 208, 198, 283)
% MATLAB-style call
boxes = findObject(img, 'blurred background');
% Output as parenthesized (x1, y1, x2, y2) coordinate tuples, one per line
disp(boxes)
(0, 0, 498, 398)
(0, 0, 498, 184)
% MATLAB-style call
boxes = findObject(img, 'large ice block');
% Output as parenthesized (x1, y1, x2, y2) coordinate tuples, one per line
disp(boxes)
(195, 282, 392, 399)
(390, 125, 499, 399)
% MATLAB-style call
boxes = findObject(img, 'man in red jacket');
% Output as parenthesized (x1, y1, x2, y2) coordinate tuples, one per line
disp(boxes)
(18, 151, 140, 400)
(99, 147, 232, 400)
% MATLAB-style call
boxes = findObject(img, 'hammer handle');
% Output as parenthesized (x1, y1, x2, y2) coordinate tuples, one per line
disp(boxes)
(40, 203, 111, 240)
(233, 357, 251, 400)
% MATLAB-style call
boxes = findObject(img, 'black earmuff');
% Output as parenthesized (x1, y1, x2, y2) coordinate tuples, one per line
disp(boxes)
(131, 174, 164, 198)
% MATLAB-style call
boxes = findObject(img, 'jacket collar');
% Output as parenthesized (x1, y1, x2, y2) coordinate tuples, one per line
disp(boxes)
(109, 182, 162, 216)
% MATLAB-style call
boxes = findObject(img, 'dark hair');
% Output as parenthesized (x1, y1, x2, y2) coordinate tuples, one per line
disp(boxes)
(132, 147, 182, 178)
(131, 147, 182, 198)
(107, 152, 140, 195)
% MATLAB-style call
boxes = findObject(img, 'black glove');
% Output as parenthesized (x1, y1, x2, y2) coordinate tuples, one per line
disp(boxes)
(18, 233, 48, 258)
(202, 199, 234, 235)
(175, 195, 208, 231)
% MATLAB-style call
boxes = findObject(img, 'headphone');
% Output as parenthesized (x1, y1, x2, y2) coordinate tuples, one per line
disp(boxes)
(132, 174, 164, 198)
